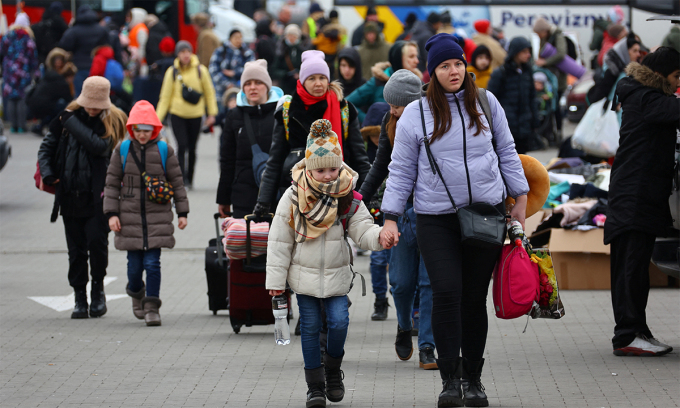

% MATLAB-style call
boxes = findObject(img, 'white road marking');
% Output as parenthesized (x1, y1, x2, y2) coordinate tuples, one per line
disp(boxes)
(28, 277, 127, 312)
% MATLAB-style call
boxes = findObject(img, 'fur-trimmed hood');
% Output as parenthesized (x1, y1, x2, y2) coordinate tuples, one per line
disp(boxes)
(361, 125, 380, 143)
(46, 48, 71, 71)
(625, 62, 675, 96)
(329, 81, 345, 101)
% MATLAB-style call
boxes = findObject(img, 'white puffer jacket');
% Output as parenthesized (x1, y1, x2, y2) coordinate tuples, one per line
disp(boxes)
(266, 184, 384, 298)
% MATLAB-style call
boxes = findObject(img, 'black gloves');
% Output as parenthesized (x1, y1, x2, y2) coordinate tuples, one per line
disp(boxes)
(253, 202, 270, 218)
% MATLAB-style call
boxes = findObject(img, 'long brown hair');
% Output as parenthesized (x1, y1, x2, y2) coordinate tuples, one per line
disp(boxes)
(65, 101, 128, 147)
(387, 113, 398, 147)
(426, 71, 488, 143)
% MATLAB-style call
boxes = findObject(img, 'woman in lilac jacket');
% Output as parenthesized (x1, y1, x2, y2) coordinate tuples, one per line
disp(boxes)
(380, 34, 529, 408)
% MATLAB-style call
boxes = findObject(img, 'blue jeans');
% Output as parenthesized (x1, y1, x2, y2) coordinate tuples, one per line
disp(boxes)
(297, 294, 349, 370)
(73, 70, 89, 97)
(390, 205, 435, 350)
(370, 248, 390, 298)
(127, 249, 161, 297)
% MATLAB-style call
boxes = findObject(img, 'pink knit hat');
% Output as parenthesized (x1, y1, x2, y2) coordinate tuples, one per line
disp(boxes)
(299, 50, 330, 84)
(241, 59, 273, 92)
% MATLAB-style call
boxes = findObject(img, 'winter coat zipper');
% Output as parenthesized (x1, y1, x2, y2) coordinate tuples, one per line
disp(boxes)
(454, 97, 473, 205)
(138, 144, 149, 250)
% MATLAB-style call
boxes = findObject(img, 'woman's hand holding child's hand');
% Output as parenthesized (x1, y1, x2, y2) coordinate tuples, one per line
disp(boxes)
(109, 216, 121, 232)
(178, 217, 188, 230)
(269, 290, 284, 296)
(380, 220, 400, 249)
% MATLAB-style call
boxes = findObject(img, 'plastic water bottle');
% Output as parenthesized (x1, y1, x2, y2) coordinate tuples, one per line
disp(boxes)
(507, 219, 529, 249)
(272, 295, 290, 345)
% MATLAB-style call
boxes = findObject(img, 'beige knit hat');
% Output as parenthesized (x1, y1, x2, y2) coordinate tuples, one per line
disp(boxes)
(533, 17, 551, 34)
(76, 76, 111, 110)
(241, 59, 273, 92)
(305, 119, 343, 171)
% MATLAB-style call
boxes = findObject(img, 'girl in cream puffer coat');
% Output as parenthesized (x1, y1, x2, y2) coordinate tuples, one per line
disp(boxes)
(266, 119, 385, 408)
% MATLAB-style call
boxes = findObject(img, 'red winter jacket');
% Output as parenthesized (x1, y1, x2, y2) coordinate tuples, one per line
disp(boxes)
(90, 45, 115, 77)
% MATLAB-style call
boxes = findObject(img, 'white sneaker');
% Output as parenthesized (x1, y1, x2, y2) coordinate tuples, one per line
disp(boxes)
(647, 336, 674, 352)
(613, 334, 672, 356)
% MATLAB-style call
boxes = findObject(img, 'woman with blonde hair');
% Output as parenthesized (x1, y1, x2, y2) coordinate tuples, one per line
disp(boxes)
(38, 76, 128, 320)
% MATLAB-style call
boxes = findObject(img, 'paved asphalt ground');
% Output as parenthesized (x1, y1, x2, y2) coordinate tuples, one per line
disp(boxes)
(0, 122, 678, 407)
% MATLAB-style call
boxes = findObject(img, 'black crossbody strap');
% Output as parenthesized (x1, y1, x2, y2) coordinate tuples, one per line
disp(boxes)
(419, 99, 458, 212)
(242, 112, 258, 147)
(127, 143, 144, 172)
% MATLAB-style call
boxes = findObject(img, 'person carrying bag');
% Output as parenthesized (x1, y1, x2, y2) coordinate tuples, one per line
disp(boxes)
(380, 34, 529, 408)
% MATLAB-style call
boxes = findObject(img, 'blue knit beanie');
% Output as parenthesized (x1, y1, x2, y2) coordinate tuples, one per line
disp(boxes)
(425, 33, 467, 78)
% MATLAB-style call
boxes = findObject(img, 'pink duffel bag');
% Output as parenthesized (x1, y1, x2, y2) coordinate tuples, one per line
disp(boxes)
(492, 244, 540, 320)
(221, 217, 270, 260)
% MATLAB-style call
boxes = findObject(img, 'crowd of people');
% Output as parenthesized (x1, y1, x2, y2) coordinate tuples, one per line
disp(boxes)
(3, 2, 679, 408)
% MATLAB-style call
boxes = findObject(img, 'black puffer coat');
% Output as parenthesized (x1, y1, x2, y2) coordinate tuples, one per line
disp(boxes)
(38, 109, 113, 220)
(145, 21, 171, 66)
(487, 37, 538, 153)
(358, 112, 391, 204)
(217, 98, 277, 217)
(26, 69, 71, 116)
(604, 63, 680, 244)
(58, 6, 109, 71)
(31, 8, 68, 64)
(257, 83, 371, 205)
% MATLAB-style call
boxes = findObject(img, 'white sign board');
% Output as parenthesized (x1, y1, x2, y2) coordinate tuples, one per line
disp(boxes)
(489, 5, 630, 67)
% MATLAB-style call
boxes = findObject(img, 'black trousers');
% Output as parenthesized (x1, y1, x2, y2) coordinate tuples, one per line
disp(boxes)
(416, 212, 502, 361)
(610, 230, 655, 348)
(171, 115, 203, 183)
(62, 204, 109, 289)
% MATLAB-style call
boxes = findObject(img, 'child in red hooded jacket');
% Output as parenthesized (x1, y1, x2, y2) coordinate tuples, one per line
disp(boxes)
(103, 100, 189, 326)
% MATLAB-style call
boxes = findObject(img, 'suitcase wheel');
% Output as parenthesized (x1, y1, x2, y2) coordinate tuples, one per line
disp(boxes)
(213, 310, 217, 315)
(232, 324, 242, 334)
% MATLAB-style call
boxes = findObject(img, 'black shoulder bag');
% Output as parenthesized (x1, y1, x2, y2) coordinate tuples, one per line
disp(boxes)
(419, 97, 508, 249)
(174, 66, 203, 105)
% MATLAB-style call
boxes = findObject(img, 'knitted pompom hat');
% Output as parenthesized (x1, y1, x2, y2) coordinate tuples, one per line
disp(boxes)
(305, 119, 343, 171)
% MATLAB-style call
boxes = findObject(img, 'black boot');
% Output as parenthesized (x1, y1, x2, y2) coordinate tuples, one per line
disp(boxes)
(395, 325, 414, 360)
(89, 281, 107, 318)
(461, 358, 488, 407)
(371, 297, 389, 321)
(437, 358, 463, 407)
(71, 287, 89, 319)
(324, 353, 345, 402)
(419, 347, 438, 370)
(305, 366, 326, 408)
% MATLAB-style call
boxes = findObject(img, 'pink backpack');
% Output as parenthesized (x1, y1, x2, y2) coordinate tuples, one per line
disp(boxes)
(492, 245, 540, 319)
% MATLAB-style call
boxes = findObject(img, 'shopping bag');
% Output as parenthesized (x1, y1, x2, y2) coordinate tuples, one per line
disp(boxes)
(528, 248, 565, 319)
(571, 98, 620, 158)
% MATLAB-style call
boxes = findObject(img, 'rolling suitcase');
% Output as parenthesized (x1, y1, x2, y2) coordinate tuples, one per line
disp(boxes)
(229, 213, 289, 333)
(205, 213, 229, 314)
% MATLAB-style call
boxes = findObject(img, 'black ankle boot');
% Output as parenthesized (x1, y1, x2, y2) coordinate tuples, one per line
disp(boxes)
(395, 325, 414, 360)
(437, 358, 463, 407)
(305, 366, 326, 407)
(89, 281, 107, 317)
(71, 287, 89, 319)
(324, 353, 345, 402)
(371, 297, 389, 321)
(461, 358, 488, 407)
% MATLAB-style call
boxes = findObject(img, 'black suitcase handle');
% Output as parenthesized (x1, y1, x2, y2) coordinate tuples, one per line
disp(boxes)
(213, 213, 224, 267)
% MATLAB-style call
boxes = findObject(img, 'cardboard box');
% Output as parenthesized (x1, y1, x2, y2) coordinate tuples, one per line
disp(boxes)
(529, 228, 671, 290)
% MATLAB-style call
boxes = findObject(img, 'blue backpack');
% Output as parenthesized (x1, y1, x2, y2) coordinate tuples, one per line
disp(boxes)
(120, 140, 168, 173)
(105, 59, 125, 91)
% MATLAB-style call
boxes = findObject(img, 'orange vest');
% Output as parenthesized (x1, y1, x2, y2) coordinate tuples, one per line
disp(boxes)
(128, 23, 148, 49)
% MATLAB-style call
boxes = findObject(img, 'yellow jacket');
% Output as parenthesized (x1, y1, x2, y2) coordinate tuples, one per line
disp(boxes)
(467, 65, 492, 89)
(157, 55, 218, 122)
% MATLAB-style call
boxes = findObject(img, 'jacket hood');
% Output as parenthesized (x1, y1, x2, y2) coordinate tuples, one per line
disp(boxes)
(129, 8, 148, 28)
(237, 86, 284, 107)
(594, 18, 610, 31)
(46, 47, 70, 70)
(470, 45, 491, 70)
(388, 41, 408, 72)
(337, 47, 363, 85)
(75, 5, 99, 25)
(8, 25, 34, 39)
(507, 37, 531, 60)
(92, 45, 114, 60)
(255, 19, 273, 37)
(611, 37, 631, 65)
(624, 62, 675, 96)
(126, 100, 163, 140)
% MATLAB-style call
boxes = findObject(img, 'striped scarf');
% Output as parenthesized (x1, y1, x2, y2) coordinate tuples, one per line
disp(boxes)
(290, 161, 355, 243)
